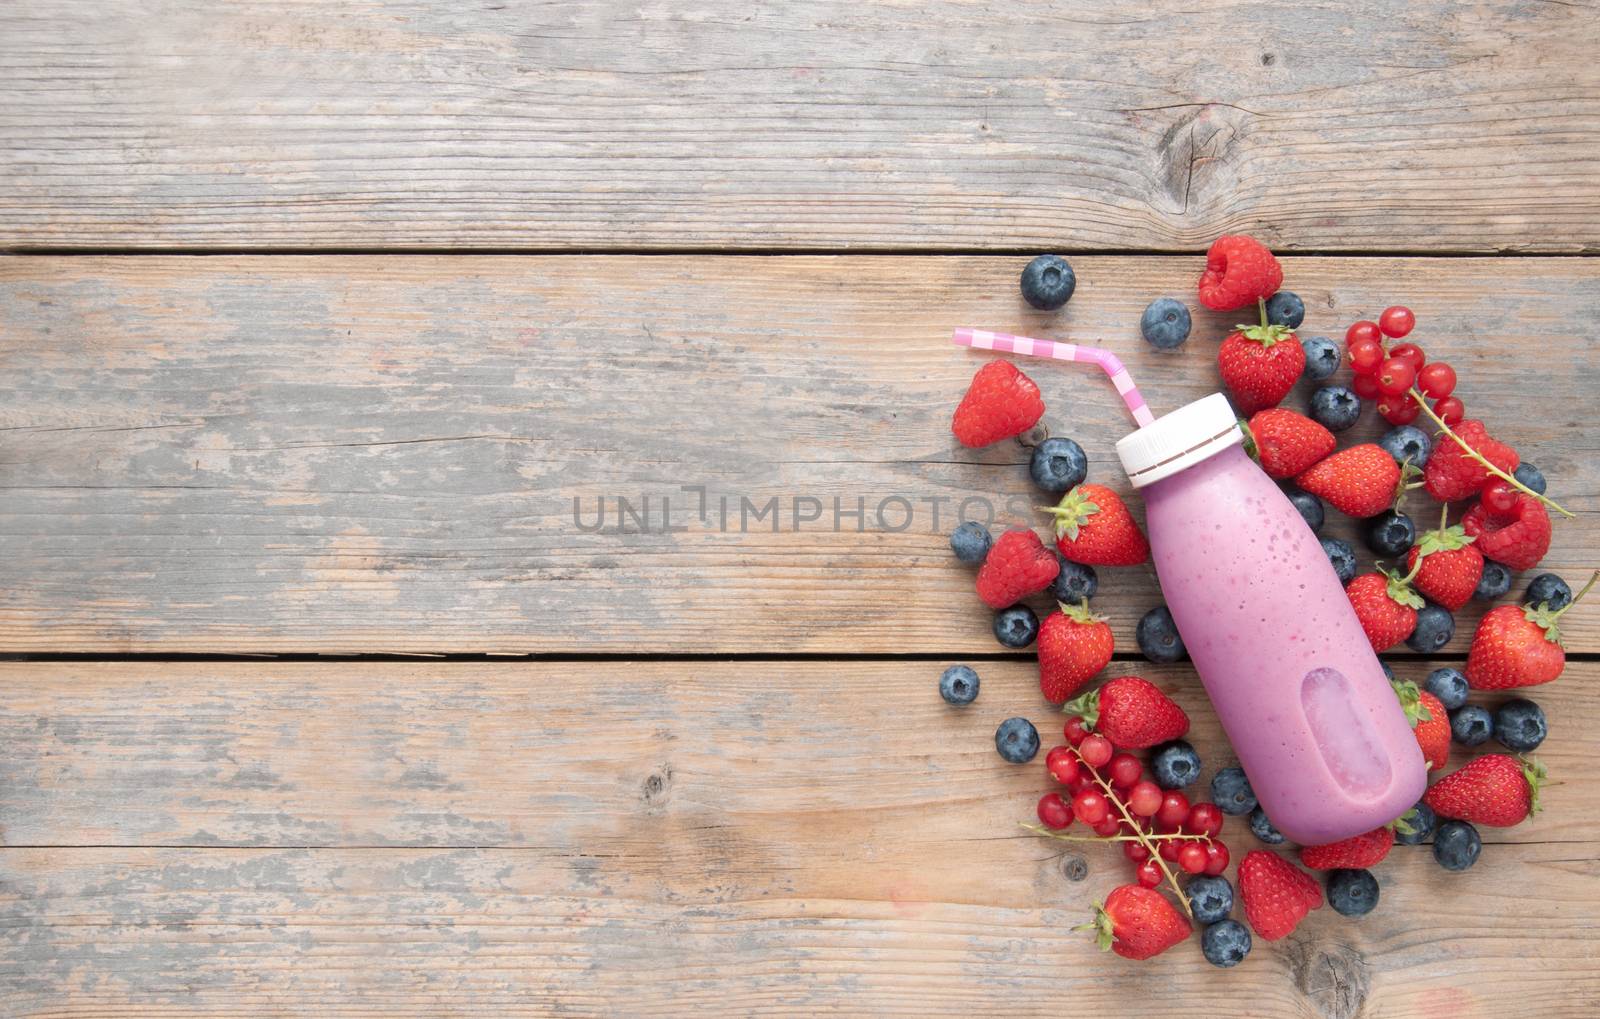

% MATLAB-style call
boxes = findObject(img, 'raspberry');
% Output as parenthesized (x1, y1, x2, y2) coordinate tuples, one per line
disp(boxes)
(1423, 420, 1519, 502)
(1197, 236, 1284, 312)
(974, 529, 1060, 609)
(1463, 495, 1551, 572)
(951, 360, 1045, 448)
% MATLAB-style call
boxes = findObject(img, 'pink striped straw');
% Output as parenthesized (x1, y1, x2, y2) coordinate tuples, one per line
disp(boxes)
(953, 328, 1156, 429)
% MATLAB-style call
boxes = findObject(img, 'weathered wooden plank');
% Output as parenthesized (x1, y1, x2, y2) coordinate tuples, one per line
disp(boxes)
(3, 1, 1598, 253)
(1, 661, 1596, 1016)
(2, 255, 1595, 654)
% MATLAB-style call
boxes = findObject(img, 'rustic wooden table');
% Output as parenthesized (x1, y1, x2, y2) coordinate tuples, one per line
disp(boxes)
(3, 3, 1598, 1016)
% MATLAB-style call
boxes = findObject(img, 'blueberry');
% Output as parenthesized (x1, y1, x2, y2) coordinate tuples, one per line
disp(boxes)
(1433, 820, 1482, 871)
(1310, 385, 1362, 432)
(1424, 667, 1470, 711)
(939, 665, 979, 705)
(1525, 573, 1572, 612)
(1264, 290, 1305, 329)
(992, 605, 1040, 649)
(1474, 560, 1513, 601)
(949, 521, 993, 565)
(1405, 602, 1455, 653)
(1029, 437, 1088, 493)
(1210, 766, 1257, 816)
(1286, 486, 1325, 534)
(1020, 255, 1076, 310)
(1248, 806, 1285, 844)
(1140, 297, 1192, 349)
(1326, 868, 1380, 917)
(1187, 875, 1234, 925)
(1151, 740, 1201, 789)
(1049, 558, 1098, 604)
(1300, 335, 1340, 381)
(1392, 801, 1436, 846)
(1513, 462, 1547, 495)
(1201, 919, 1252, 968)
(1365, 510, 1416, 557)
(1380, 660, 1395, 681)
(1449, 704, 1494, 747)
(1378, 425, 1432, 468)
(1494, 698, 1547, 752)
(995, 717, 1040, 763)
(1136, 605, 1187, 664)
(1322, 538, 1357, 585)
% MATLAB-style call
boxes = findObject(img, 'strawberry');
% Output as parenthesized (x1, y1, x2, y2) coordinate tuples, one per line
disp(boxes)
(1037, 601, 1114, 703)
(1090, 885, 1190, 960)
(1062, 676, 1189, 750)
(1243, 408, 1335, 479)
(1295, 444, 1401, 519)
(974, 529, 1059, 610)
(1463, 494, 1551, 572)
(1237, 850, 1322, 941)
(1346, 569, 1422, 651)
(1424, 753, 1546, 827)
(1391, 679, 1451, 771)
(951, 360, 1045, 448)
(1041, 484, 1149, 567)
(1197, 235, 1283, 312)
(1218, 323, 1304, 416)
(1300, 825, 1394, 870)
(1464, 573, 1595, 689)
(1405, 509, 1483, 611)
(1423, 420, 1519, 502)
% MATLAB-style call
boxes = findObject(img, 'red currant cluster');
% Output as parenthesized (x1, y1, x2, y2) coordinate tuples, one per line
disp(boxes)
(1344, 306, 1460, 426)
(1029, 717, 1229, 911)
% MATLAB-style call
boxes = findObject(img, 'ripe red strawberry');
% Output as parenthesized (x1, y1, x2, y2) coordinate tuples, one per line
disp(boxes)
(1463, 494, 1551, 572)
(1238, 850, 1322, 941)
(1300, 825, 1394, 870)
(1346, 570, 1422, 651)
(1062, 676, 1189, 750)
(1295, 444, 1401, 519)
(1218, 325, 1304, 415)
(974, 529, 1059, 610)
(1090, 885, 1190, 960)
(1464, 574, 1595, 689)
(1042, 484, 1149, 567)
(951, 360, 1045, 448)
(1392, 678, 1449, 770)
(1037, 601, 1114, 703)
(1405, 512, 1483, 611)
(1244, 408, 1335, 479)
(1197, 235, 1283, 312)
(1424, 753, 1546, 827)
(1423, 420, 1519, 502)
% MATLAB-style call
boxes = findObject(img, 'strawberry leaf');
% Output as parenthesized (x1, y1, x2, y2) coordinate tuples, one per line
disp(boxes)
(1389, 679, 1427, 726)
(1390, 808, 1420, 837)
(1524, 602, 1564, 647)
(1234, 323, 1293, 346)
(1061, 688, 1102, 726)
(1522, 756, 1547, 817)
(1039, 488, 1099, 542)
(1091, 902, 1117, 953)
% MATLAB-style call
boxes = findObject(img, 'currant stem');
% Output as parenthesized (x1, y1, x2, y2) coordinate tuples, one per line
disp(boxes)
(1553, 569, 1600, 620)
(1257, 297, 1270, 330)
(1073, 746, 1195, 919)
(1019, 823, 1212, 845)
(1407, 389, 1573, 518)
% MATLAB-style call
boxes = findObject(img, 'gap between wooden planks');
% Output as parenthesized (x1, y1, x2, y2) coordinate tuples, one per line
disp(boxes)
(0, 660, 1595, 1017)
(1, 255, 1596, 655)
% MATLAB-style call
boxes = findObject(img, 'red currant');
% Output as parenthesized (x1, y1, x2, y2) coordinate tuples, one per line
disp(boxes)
(1126, 780, 1163, 817)
(1107, 753, 1142, 789)
(1071, 789, 1109, 826)
(1156, 791, 1190, 830)
(1078, 734, 1114, 769)
(1177, 842, 1209, 875)
(1351, 373, 1382, 400)
(1092, 815, 1122, 837)
(1417, 361, 1456, 399)
(1136, 858, 1162, 888)
(1203, 841, 1230, 876)
(1159, 838, 1181, 862)
(1067, 771, 1096, 795)
(1348, 336, 1385, 375)
(1036, 792, 1073, 829)
(1388, 342, 1426, 373)
(1045, 745, 1080, 785)
(1378, 305, 1415, 339)
(1480, 478, 1519, 518)
(1434, 396, 1465, 426)
(1062, 716, 1089, 747)
(1377, 396, 1420, 426)
(1345, 320, 1382, 347)
(1184, 802, 1224, 839)
(1123, 839, 1150, 863)
(1376, 357, 1416, 395)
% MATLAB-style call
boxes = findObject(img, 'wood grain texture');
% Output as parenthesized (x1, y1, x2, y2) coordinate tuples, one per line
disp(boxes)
(1, 660, 1596, 1017)
(3, 0, 1599, 253)
(3, 255, 1596, 654)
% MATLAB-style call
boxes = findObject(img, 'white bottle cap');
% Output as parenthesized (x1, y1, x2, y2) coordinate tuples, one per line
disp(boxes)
(1116, 392, 1244, 488)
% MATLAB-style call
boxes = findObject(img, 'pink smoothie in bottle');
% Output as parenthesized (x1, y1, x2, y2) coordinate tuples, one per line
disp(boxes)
(1117, 394, 1426, 845)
